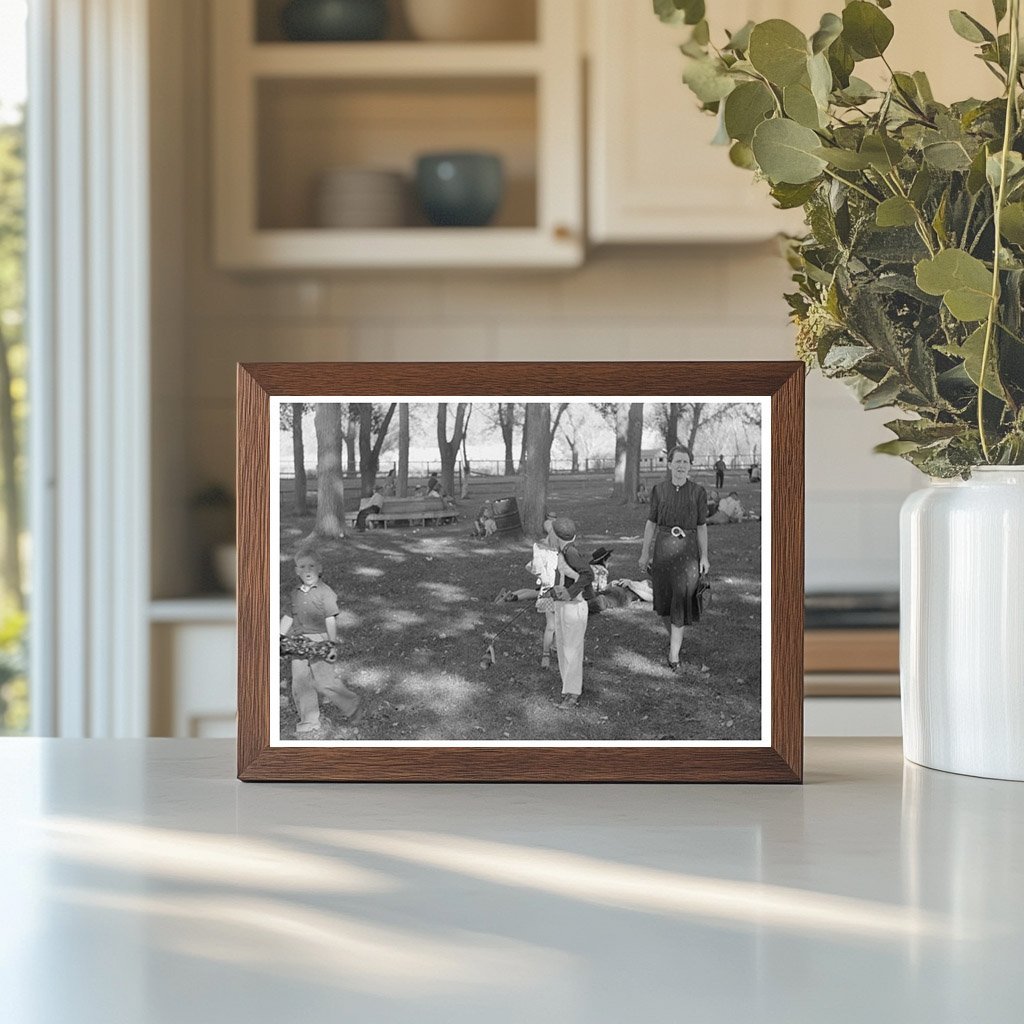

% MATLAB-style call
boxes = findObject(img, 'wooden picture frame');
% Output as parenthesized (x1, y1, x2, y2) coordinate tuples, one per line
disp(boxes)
(237, 362, 804, 782)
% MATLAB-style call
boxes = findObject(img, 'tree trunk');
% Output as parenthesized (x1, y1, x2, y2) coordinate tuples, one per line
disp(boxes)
(312, 404, 345, 538)
(687, 403, 706, 457)
(398, 404, 409, 497)
(549, 402, 568, 444)
(358, 402, 397, 496)
(569, 443, 579, 473)
(665, 402, 681, 452)
(291, 403, 308, 515)
(518, 419, 528, 473)
(498, 403, 516, 476)
(0, 326, 22, 606)
(437, 402, 468, 497)
(611, 403, 629, 500)
(521, 403, 552, 538)
(344, 405, 358, 476)
(623, 402, 644, 505)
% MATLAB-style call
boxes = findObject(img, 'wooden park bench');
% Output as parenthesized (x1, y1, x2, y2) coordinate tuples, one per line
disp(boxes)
(344, 496, 458, 530)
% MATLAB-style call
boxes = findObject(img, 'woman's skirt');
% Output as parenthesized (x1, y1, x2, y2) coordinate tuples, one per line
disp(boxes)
(651, 528, 701, 627)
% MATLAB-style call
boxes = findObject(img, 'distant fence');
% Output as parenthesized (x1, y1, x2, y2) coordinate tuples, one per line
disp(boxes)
(279, 453, 760, 479)
(280, 462, 759, 508)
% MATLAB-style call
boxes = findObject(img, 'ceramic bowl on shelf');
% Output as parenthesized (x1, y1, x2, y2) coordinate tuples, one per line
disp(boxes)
(414, 152, 504, 227)
(403, 0, 534, 42)
(315, 168, 407, 229)
(280, 0, 388, 42)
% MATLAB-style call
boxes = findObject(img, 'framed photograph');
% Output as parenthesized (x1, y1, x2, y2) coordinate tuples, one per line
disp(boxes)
(237, 362, 803, 782)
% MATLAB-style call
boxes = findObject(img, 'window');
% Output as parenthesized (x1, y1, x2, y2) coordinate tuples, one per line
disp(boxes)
(0, 0, 28, 734)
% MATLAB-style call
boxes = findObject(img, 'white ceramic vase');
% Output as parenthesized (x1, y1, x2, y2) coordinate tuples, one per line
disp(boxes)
(900, 467, 1024, 781)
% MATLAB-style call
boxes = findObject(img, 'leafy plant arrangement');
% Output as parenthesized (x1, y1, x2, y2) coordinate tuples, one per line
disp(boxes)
(657, 0, 1024, 475)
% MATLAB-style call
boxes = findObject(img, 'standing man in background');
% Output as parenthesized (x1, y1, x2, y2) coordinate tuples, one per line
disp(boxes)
(714, 455, 726, 490)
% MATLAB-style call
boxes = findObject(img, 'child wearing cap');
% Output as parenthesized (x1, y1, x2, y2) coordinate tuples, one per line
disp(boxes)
(526, 512, 559, 669)
(549, 517, 594, 710)
(279, 549, 361, 736)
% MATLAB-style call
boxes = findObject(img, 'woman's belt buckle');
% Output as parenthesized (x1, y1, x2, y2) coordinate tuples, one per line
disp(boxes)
(670, 526, 686, 539)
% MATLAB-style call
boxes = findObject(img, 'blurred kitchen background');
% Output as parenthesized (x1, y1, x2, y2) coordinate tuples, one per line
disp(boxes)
(2, 0, 997, 739)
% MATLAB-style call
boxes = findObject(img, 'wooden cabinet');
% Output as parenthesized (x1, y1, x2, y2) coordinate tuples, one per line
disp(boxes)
(212, 0, 583, 269)
(587, 0, 808, 243)
(586, 0, 997, 244)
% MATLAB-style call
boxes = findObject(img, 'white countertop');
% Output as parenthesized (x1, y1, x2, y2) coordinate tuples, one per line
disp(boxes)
(1, 738, 1020, 1023)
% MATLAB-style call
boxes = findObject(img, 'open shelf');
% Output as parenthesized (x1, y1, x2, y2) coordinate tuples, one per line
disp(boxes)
(249, 42, 544, 77)
(254, 0, 538, 44)
(212, 0, 582, 268)
(257, 76, 538, 232)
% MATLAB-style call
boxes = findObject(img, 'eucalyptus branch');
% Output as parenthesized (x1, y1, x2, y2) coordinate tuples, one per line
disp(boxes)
(978, 0, 1021, 461)
(822, 167, 880, 205)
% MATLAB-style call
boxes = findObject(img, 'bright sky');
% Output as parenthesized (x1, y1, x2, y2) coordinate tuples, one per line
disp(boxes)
(0, 0, 28, 123)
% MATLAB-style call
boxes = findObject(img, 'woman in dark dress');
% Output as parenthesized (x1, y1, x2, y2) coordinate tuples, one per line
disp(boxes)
(638, 446, 711, 670)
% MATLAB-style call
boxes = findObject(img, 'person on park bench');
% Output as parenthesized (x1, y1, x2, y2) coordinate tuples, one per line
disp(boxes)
(356, 485, 384, 531)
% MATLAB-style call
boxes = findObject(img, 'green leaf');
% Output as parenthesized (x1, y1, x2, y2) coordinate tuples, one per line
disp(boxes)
(986, 150, 1024, 191)
(909, 164, 933, 205)
(784, 80, 825, 129)
(922, 140, 972, 171)
(993, 0, 1008, 24)
(862, 374, 903, 409)
(751, 118, 828, 184)
(842, 1, 895, 59)
(807, 51, 833, 109)
(836, 76, 879, 105)
(915, 249, 994, 321)
(860, 133, 904, 173)
(653, 0, 705, 26)
(884, 418, 963, 443)
(939, 325, 1006, 398)
(874, 438, 922, 455)
(827, 36, 856, 88)
(770, 180, 820, 209)
(814, 146, 872, 170)
(948, 10, 994, 44)
(967, 144, 991, 194)
(691, 19, 710, 45)
(810, 12, 843, 54)
(748, 20, 809, 87)
(913, 71, 935, 104)
(682, 57, 736, 104)
(876, 197, 918, 228)
(729, 140, 757, 169)
(724, 20, 755, 53)
(1000, 203, 1024, 245)
(932, 190, 950, 246)
(723, 81, 775, 144)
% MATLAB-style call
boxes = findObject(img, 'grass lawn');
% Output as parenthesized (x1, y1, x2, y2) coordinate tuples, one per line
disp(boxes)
(278, 473, 763, 742)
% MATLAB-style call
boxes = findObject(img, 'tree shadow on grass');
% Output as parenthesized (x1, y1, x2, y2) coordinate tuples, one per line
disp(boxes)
(278, 494, 764, 742)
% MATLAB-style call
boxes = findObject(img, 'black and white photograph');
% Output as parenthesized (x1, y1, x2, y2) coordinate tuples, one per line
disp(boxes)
(270, 396, 770, 746)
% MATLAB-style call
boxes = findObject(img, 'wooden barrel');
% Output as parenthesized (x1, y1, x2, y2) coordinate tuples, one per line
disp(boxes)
(492, 496, 522, 534)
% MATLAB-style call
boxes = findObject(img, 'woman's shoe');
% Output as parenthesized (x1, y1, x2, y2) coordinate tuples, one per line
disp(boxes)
(540, 653, 551, 669)
(667, 657, 680, 672)
(555, 694, 580, 711)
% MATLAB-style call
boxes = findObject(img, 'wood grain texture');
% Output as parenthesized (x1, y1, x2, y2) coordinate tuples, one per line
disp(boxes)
(236, 361, 805, 783)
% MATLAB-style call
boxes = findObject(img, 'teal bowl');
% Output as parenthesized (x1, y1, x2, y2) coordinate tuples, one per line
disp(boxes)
(281, 0, 388, 42)
(415, 153, 505, 228)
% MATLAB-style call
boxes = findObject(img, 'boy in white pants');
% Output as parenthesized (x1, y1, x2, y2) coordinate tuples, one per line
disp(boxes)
(548, 517, 594, 711)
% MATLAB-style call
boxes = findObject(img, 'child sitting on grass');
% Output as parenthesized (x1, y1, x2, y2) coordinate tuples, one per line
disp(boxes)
(279, 549, 361, 737)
